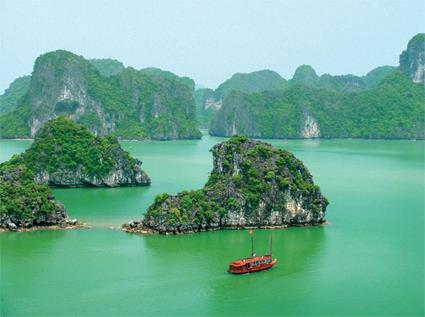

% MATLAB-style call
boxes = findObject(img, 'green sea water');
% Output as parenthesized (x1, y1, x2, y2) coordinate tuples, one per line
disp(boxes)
(1, 136, 424, 316)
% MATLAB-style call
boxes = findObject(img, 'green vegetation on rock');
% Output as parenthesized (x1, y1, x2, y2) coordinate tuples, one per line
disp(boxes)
(362, 66, 397, 88)
(114, 67, 201, 140)
(0, 101, 31, 138)
(0, 50, 201, 140)
(290, 65, 320, 87)
(0, 116, 151, 229)
(20, 117, 150, 187)
(124, 136, 328, 234)
(195, 64, 397, 129)
(0, 76, 31, 115)
(210, 71, 424, 139)
(288, 64, 398, 92)
(195, 88, 221, 128)
(209, 34, 424, 140)
(88, 58, 125, 77)
(0, 156, 69, 229)
(215, 70, 287, 97)
(195, 70, 287, 128)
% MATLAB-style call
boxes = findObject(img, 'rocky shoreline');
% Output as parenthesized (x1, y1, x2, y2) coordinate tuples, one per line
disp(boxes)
(0, 220, 88, 233)
(124, 136, 329, 235)
(122, 220, 327, 235)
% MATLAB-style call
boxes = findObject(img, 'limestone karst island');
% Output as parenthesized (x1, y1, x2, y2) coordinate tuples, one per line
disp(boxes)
(0, 1, 424, 316)
(124, 136, 328, 234)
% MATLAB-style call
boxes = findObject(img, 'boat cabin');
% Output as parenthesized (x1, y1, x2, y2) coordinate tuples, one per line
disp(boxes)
(228, 255, 275, 274)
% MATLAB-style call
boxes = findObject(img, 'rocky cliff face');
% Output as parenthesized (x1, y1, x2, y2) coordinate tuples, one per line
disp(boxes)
(209, 70, 424, 140)
(209, 92, 260, 137)
(116, 67, 201, 140)
(0, 159, 78, 231)
(27, 51, 114, 137)
(32, 149, 150, 187)
(194, 88, 222, 128)
(195, 70, 287, 128)
(124, 136, 328, 234)
(0, 50, 201, 140)
(399, 33, 425, 84)
(205, 62, 398, 135)
(22, 117, 151, 187)
(301, 112, 320, 138)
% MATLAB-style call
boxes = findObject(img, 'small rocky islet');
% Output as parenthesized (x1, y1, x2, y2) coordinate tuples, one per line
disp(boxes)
(22, 117, 150, 187)
(0, 117, 150, 231)
(0, 160, 77, 231)
(123, 135, 328, 235)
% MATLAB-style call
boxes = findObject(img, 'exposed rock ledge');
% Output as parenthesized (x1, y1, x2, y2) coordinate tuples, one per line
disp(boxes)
(123, 135, 328, 235)
(0, 221, 87, 233)
(122, 220, 327, 235)
(301, 112, 320, 138)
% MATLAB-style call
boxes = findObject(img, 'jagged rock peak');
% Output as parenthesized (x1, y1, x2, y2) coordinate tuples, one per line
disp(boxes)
(215, 69, 287, 96)
(291, 65, 319, 85)
(0, 49, 201, 140)
(399, 33, 425, 84)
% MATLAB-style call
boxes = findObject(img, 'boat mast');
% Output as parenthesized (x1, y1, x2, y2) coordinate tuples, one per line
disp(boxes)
(249, 229, 254, 257)
(269, 235, 272, 256)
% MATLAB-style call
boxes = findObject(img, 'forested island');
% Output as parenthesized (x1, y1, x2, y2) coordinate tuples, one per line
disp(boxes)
(209, 70, 423, 139)
(1, 34, 423, 141)
(0, 51, 201, 140)
(123, 135, 328, 234)
(22, 117, 150, 187)
(200, 33, 425, 139)
(0, 157, 77, 231)
(0, 117, 150, 231)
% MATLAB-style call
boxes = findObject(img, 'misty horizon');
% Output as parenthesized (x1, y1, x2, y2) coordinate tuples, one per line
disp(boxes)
(1, 0, 424, 93)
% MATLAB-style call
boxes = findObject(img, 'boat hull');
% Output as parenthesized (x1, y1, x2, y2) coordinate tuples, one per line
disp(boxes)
(228, 259, 277, 274)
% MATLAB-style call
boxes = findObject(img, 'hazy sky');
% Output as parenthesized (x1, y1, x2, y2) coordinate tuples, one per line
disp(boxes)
(1, 0, 424, 92)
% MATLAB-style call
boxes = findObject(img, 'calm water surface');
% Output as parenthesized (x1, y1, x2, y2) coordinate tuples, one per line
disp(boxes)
(1, 136, 423, 316)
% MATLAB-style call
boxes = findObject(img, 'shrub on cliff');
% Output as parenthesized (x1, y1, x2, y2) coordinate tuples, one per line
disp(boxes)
(21, 117, 150, 187)
(125, 135, 328, 234)
(0, 156, 68, 228)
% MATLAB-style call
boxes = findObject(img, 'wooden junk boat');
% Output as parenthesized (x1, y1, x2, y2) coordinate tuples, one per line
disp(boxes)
(227, 232, 277, 274)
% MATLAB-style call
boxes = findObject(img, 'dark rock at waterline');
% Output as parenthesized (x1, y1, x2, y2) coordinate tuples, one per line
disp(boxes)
(123, 135, 329, 235)
(22, 117, 151, 187)
(0, 160, 78, 231)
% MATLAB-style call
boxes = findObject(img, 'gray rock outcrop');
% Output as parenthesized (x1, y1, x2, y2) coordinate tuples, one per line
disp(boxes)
(400, 33, 425, 84)
(124, 136, 328, 234)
